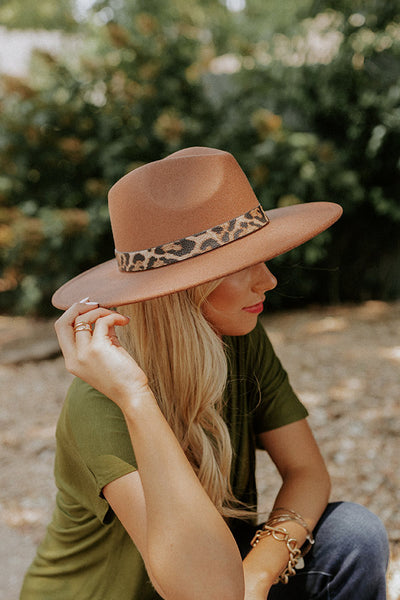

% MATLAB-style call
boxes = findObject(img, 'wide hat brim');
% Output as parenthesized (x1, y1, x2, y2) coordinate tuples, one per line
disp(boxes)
(52, 201, 342, 309)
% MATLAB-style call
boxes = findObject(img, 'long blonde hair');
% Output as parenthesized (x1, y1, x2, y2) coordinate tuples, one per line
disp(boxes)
(117, 281, 250, 519)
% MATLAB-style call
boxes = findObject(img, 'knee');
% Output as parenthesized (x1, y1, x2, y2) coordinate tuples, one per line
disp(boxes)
(320, 502, 389, 565)
(308, 503, 389, 597)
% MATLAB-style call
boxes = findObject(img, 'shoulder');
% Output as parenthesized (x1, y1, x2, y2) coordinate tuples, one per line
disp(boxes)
(65, 377, 119, 415)
(59, 377, 124, 439)
(57, 377, 136, 469)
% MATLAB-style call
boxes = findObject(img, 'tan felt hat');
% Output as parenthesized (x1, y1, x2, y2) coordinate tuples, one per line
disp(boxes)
(52, 147, 342, 309)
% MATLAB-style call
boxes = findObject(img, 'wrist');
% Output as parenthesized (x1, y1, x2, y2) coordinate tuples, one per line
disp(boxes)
(118, 383, 156, 415)
(244, 574, 272, 599)
(243, 561, 275, 594)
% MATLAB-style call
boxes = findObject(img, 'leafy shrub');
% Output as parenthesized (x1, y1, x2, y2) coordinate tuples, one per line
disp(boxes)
(0, 0, 399, 313)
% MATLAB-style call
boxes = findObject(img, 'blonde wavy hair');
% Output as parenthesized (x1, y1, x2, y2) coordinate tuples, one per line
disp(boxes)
(117, 281, 251, 519)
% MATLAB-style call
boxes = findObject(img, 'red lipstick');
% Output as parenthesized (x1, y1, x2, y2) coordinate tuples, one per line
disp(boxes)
(242, 302, 264, 314)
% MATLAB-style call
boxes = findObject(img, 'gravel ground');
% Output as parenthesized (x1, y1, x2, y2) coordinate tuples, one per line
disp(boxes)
(0, 301, 399, 599)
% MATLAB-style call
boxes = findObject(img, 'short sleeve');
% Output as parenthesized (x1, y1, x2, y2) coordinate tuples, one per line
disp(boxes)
(244, 321, 308, 433)
(56, 378, 137, 521)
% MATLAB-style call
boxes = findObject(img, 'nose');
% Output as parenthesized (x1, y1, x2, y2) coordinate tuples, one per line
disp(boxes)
(251, 263, 277, 293)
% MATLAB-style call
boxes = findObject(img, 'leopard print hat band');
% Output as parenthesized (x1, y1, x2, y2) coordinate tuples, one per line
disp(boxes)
(51, 147, 342, 309)
(115, 205, 269, 272)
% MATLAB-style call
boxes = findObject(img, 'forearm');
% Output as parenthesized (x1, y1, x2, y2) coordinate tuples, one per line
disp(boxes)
(55, 302, 242, 598)
(271, 463, 331, 530)
(243, 466, 330, 597)
(122, 389, 244, 600)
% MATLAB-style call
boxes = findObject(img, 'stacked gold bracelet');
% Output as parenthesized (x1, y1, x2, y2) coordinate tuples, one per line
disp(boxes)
(250, 507, 315, 585)
(268, 507, 315, 557)
(250, 525, 301, 584)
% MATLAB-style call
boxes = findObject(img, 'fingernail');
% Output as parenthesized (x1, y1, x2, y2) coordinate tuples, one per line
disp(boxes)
(79, 297, 99, 305)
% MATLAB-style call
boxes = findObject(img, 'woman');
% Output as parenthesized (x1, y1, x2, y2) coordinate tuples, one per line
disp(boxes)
(21, 147, 389, 599)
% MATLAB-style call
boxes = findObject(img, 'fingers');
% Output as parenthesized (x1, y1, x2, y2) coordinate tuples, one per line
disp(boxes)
(55, 299, 130, 360)
(54, 299, 101, 357)
(73, 306, 116, 326)
(55, 298, 99, 331)
(73, 322, 92, 334)
(91, 312, 130, 343)
(76, 311, 129, 353)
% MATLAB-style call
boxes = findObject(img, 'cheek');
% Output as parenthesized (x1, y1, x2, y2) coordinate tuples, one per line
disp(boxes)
(202, 304, 258, 337)
(201, 300, 222, 326)
(202, 290, 257, 337)
(204, 281, 243, 313)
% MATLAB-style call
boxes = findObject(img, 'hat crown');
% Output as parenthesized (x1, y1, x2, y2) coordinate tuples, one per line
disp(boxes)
(52, 144, 342, 309)
(108, 147, 259, 252)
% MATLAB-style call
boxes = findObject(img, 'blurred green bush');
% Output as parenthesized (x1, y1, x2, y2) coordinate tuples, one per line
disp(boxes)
(0, 0, 399, 314)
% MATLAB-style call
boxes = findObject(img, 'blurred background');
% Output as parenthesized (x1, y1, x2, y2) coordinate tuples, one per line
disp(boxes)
(0, 1, 399, 598)
(0, 0, 399, 315)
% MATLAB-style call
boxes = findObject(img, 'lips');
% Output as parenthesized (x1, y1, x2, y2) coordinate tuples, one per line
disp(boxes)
(242, 301, 264, 314)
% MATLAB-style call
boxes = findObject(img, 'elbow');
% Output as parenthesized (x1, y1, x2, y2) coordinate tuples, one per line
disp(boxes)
(322, 463, 332, 503)
(147, 550, 244, 600)
(313, 463, 332, 506)
(327, 469, 332, 496)
(200, 573, 245, 600)
(213, 572, 244, 600)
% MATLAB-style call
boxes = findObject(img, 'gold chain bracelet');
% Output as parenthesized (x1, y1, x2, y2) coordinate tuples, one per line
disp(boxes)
(268, 507, 315, 557)
(250, 525, 301, 584)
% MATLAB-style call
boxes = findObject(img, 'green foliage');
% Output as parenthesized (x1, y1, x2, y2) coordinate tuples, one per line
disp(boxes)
(0, 0, 399, 313)
(200, 3, 400, 306)
(0, 3, 222, 313)
(0, 0, 78, 30)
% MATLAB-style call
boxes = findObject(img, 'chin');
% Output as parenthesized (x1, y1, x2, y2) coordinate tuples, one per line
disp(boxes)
(217, 320, 258, 337)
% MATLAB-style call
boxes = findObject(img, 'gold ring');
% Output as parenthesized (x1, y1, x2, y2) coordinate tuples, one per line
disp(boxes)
(73, 322, 92, 334)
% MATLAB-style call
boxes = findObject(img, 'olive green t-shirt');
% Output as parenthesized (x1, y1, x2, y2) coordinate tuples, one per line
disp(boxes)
(21, 321, 307, 600)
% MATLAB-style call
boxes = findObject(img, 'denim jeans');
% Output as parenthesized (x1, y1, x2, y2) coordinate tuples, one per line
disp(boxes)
(237, 502, 389, 600)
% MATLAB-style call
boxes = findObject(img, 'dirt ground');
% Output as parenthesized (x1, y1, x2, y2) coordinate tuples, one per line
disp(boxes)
(0, 301, 399, 599)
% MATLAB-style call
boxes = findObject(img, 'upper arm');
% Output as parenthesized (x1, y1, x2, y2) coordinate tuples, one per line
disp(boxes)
(257, 419, 330, 481)
(103, 472, 168, 597)
(103, 471, 148, 562)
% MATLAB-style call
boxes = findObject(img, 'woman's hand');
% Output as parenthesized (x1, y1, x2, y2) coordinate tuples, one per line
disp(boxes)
(54, 299, 151, 411)
(243, 564, 272, 600)
(244, 589, 271, 600)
